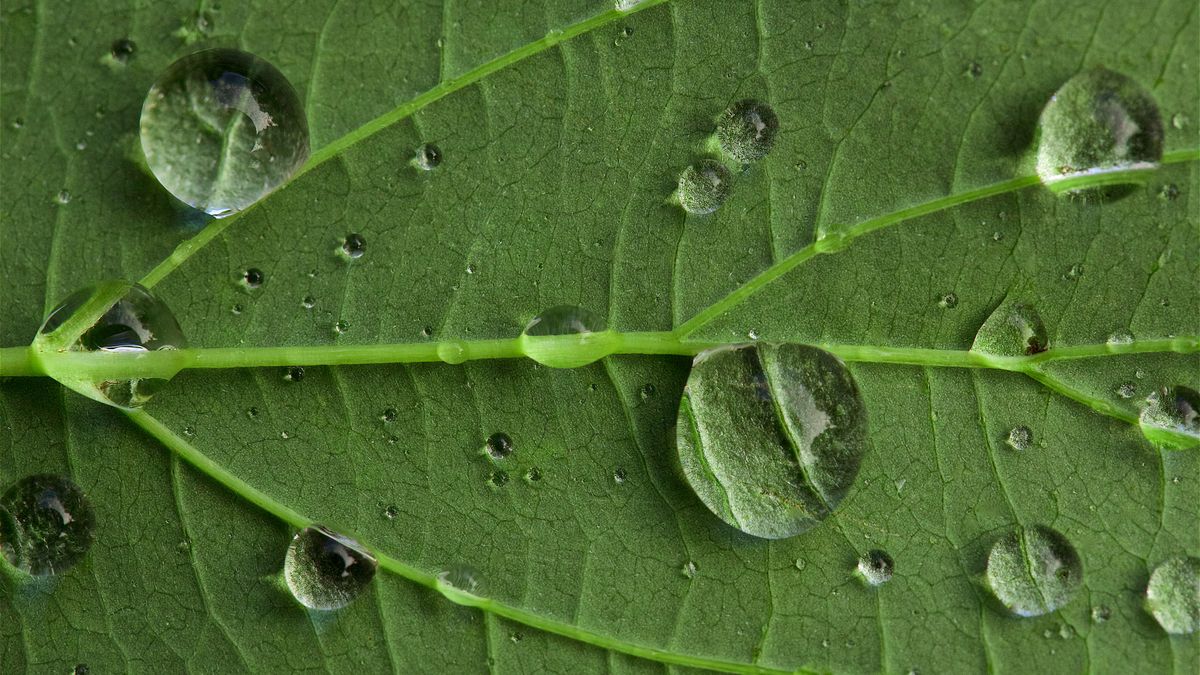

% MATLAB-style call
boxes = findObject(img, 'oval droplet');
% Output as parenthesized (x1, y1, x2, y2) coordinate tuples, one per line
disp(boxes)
(414, 143, 442, 171)
(856, 549, 895, 586)
(283, 525, 377, 611)
(971, 301, 1048, 356)
(140, 49, 309, 216)
(676, 159, 733, 215)
(109, 38, 136, 64)
(1138, 385, 1200, 448)
(437, 564, 479, 593)
(1036, 66, 1163, 196)
(1006, 425, 1033, 451)
(520, 305, 612, 368)
(0, 475, 96, 575)
(35, 281, 187, 408)
(985, 524, 1082, 617)
(675, 344, 869, 539)
(1145, 556, 1199, 634)
(340, 233, 366, 259)
(715, 99, 779, 163)
(485, 432, 514, 460)
(242, 267, 264, 289)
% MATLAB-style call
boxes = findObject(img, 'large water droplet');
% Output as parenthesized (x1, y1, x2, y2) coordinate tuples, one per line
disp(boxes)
(0, 475, 96, 575)
(140, 49, 309, 216)
(715, 99, 779, 163)
(1036, 67, 1163, 195)
(35, 281, 187, 408)
(971, 301, 1048, 356)
(985, 524, 1082, 617)
(1145, 556, 1199, 634)
(676, 159, 733, 215)
(1138, 385, 1200, 448)
(520, 305, 612, 368)
(283, 525, 377, 610)
(675, 344, 869, 539)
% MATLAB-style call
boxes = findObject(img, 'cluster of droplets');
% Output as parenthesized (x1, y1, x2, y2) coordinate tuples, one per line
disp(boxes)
(673, 100, 779, 215)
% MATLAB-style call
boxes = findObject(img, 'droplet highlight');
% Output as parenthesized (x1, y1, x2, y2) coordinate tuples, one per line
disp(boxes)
(715, 99, 779, 163)
(676, 159, 733, 215)
(283, 525, 377, 610)
(985, 524, 1082, 617)
(1145, 556, 1199, 634)
(1005, 426, 1033, 451)
(340, 233, 366, 259)
(414, 143, 442, 171)
(0, 475, 96, 575)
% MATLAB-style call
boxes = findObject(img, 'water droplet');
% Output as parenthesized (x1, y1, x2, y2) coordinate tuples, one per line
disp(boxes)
(794, 557, 807, 571)
(1005, 426, 1033, 451)
(1138, 385, 1200, 448)
(75, 140, 87, 151)
(521, 305, 611, 368)
(381, 407, 398, 423)
(182, 425, 196, 437)
(35, 281, 187, 408)
(1091, 604, 1111, 623)
(524, 467, 543, 483)
(639, 383, 656, 400)
(489, 470, 510, 488)
(715, 99, 779, 163)
(334, 319, 349, 335)
(1064, 263, 1084, 280)
(675, 344, 869, 539)
(965, 61, 983, 78)
(485, 432, 513, 460)
(1106, 331, 1134, 346)
(1135, 368, 1147, 379)
(510, 632, 523, 643)
(437, 341, 468, 364)
(381, 505, 400, 521)
(937, 293, 958, 309)
(1172, 113, 1190, 130)
(55, 189, 71, 205)
(1145, 556, 1199, 634)
(0, 475, 96, 575)
(465, 263, 476, 275)
(140, 49, 309, 216)
(231, 304, 243, 315)
(340, 233, 366, 259)
(283, 525, 377, 611)
(283, 366, 305, 382)
(301, 295, 316, 309)
(1159, 183, 1180, 200)
(73, 665, 89, 675)
(615, 0, 648, 11)
(613, 467, 628, 484)
(438, 564, 479, 593)
(1036, 67, 1163, 195)
(420, 326, 433, 338)
(985, 524, 1082, 617)
(241, 268, 264, 289)
(414, 143, 442, 170)
(676, 159, 733, 215)
(681, 561, 697, 579)
(110, 38, 136, 64)
(971, 301, 1048, 356)
(1116, 382, 1136, 399)
(747, 329, 761, 340)
(247, 406, 260, 420)
(856, 549, 894, 586)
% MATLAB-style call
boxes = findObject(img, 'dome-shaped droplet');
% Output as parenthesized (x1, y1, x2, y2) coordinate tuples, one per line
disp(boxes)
(283, 525, 377, 610)
(485, 432, 514, 460)
(0, 475, 96, 575)
(971, 301, 1048, 356)
(676, 159, 733, 215)
(140, 49, 309, 216)
(413, 143, 442, 170)
(340, 233, 366, 259)
(675, 344, 869, 539)
(856, 549, 894, 586)
(715, 99, 779, 163)
(1036, 67, 1163, 195)
(520, 305, 612, 368)
(985, 524, 1082, 617)
(1138, 385, 1200, 448)
(1006, 426, 1033, 451)
(1145, 556, 1199, 634)
(110, 38, 136, 64)
(35, 281, 187, 408)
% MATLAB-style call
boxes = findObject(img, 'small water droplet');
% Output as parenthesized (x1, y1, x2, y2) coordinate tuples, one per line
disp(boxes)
(1091, 604, 1111, 623)
(55, 189, 71, 204)
(965, 61, 983, 78)
(971, 301, 1048, 356)
(985, 524, 1082, 617)
(856, 549, 895, 586)
(110, 38, 136, 64)
(283, 366, 305, 382)
(420, 326, 433, 338)
(383, 505, 399, 520)
(73, 664, 89, 675)
(176, 540, 191, 553)
(676, 159, 733, 215)
(465, 263, 476, 275)
(676, 344, 868, 539)
(437, 341, 468, 364)
(340, 233, 366, 259)
(1135, 368, 1147, 379)
(75, 140, 87, 151)
(615, 0, 648, 11)
(1158, 183, 1180, 200)
(1172, 112, 1190, 130)
(280, 431, 291, 440)
(438, 564, 479, 593)
(639, 383, 656, 400)
(489, 470, 510, 488)
(36, 281, 187, 408)
(0, 475, 96, 576)
(334, 320, 349, 335)
(414, 143, 442, 170)
(247, 406, 260, 419)
(715, 99, 779, 163)
(283, 525, 377, 610)
(381, 407, 398, 423)
(485, 432, 514, 460)
(11, 118, 24, 130)
(681, 561, 697, 579)
(1138, 385, 1200, 448)
(794, 557, 807, 571)
(938, 293, 958, 309)
(613, 467, 628, 484)
(510, 632, 523, 643)
(140, 49, 309, 216)
(182, 425, 196, 437)
(747, 329, 761, 340)
(242, 268, 264, 289)
(230, 303, 244, 315)
(301, 295, 316, 309)
(1064, 263, 1084, 280)
(1116, 382, 1136, 399)
(1145, 556, 1198, 634)
(1006, 426, 1033, 451)
(1036, 67, 1163, 196)
(1106, 331, 1134, 346)
(524, 467, 543, 483)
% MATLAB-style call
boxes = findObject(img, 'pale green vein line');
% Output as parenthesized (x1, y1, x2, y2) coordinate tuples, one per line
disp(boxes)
(137, 0, 669, 290)
(674, 149, 1200, 338)
(122, 407, 792, 675)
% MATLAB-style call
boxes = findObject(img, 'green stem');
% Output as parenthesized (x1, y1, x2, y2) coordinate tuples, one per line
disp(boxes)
(0, 346, 38, 376)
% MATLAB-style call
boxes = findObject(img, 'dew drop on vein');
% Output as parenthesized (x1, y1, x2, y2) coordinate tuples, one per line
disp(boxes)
(675, 344, 869, 539)
(1145, 556, 1199, 634)
(0, 475, 96, 576)
(521, 305, 610, 368)
(985, 524, 1082, 617)
(1138, 385, 1200, 448)
(140, 49, 309, 216)
(971, 301, 1048, 356)
(438, 564, 479, 593)
(283, 525, 377, 611)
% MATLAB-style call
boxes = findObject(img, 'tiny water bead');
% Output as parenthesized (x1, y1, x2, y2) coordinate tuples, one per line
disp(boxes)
(1159, 183, 1180, 201)
(35, 281, 187, 408)
(140, 49, 309, 216)
(110, 38, 136, 64)
(381, 407, 398, 423)
(681, 561, 698, 579)
(383, 505, 399, 520)
(1091, 605, 1112, 623)
(937, 293, 958, 309)
(613, 467, 628, 484)
(283, 366, 305, 382)
(0, 475, 96, 576)
(1005, 426, 1033, 451)
(55, 189, 71, 205)
(1145, 556, 1199, 634)
(301, 295, 316, 309)
(485, 432, 514, 460)
(283, 525, 377, 611)
(413, 143, 442, 170)
(521, 305, 611, 368)
(1138, 385, 1200, 448)
(1116, 382, 1136, 399)
(676, 344, 869, 539)
(971, 301, 1048, 356)
(1036, 66, 1163, 195)
(856, 549, 894, 586)
(437, 564, 480, 593)
(985, 524, 1082, 617)
(489, 470, 510, 488)
(715, 99, 779, 163)
(242, 268, 264, 288)
(676, 159, 733, 215)
(340, 233, 366, 259)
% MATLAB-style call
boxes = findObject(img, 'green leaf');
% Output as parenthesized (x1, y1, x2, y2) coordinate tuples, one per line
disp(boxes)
(2, 0, 1198, 672)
